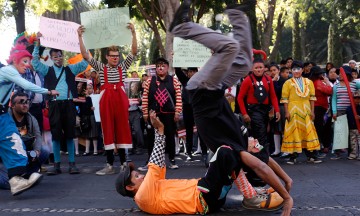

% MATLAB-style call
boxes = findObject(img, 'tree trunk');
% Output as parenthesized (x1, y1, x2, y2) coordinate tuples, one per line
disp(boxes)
(260, 0, 277, 58)
(134, 0, 166, 57)
(300, 27, 306, 61)
(12, 0, 26, 34)
(327, 23, 342, 67)
(292, 11, 301, 60)
(159, 0, 179, 70)
(245, 0, 260, 50)
(269, 11, 285, 63)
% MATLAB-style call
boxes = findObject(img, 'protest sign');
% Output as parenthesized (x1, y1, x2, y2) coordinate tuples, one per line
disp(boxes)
(39, 17, 80, 53)
(173, 37, 212, 67)
(90, 94, 101, 122)
(80, 7, 132, 49)
(332, 114, 349, 152)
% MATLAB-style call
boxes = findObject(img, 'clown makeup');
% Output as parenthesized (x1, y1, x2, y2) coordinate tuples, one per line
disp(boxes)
(252, 62, 265, 77)
(51, 51, 64, 67)
(106, 51, 120, 67)
(156, 62, 169, 78)
(292, 67, 302, 78)
(14, 56, 31, 74)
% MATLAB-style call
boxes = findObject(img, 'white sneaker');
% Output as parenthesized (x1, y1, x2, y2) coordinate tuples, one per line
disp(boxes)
(9, 173, 42, 196)
(96, 164, 115, 176)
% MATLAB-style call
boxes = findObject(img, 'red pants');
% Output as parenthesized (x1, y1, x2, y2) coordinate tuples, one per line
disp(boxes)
(100, 85, 132, 150)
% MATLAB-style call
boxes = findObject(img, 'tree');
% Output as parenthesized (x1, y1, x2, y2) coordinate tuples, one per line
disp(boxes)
(1, 0, 73, 34)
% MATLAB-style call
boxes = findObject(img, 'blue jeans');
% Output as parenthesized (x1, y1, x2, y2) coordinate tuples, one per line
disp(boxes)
(25, 146, 50, 177)
(0, 166, 10, 190)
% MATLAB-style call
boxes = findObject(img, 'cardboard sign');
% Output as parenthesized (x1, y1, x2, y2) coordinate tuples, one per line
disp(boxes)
(332, 115, 349, 152)
(80, 7, 132, 49)
(39, 17, 80, 53)
(173, 37, 212, 67)
(90, 94, 101, 122)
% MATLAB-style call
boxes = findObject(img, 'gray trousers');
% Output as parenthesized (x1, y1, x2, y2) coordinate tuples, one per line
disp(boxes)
(172, 9, 252, 90)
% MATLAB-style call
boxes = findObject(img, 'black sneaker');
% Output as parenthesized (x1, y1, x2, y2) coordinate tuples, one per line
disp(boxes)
(169, 0, 191, 32)
(307, 157, 322, 164)
(168, 160, 179, 169)
(186, 154, 193, 161)
(286, 158, 296, 165)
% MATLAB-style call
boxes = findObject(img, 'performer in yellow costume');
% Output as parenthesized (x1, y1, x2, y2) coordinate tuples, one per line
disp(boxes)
(280, 61, 321, 165)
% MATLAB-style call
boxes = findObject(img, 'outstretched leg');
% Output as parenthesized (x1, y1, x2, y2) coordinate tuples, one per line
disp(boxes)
(222, 9, 253, 87)
(171, 9, 239, 90)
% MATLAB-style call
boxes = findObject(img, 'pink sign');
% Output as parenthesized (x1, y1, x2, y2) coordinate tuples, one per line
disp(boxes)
(39, 17, 80, 53)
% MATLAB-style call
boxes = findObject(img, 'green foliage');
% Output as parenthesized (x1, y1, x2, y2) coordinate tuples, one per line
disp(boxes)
(28, 0, 72, 15)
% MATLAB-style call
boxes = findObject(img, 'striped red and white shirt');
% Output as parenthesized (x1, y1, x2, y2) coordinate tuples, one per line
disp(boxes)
(88, 54, 134, 85)
(142, 76, 182, 117)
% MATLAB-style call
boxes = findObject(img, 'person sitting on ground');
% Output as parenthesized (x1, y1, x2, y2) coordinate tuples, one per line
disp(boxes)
(0, 92, 50, 190)
(116, 111, 284, 214)
(0, 44, 58, 195)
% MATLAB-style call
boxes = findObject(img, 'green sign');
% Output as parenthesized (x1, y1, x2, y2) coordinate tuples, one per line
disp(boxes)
(173, 37, 212, 67)
(80, 7, 132, 49)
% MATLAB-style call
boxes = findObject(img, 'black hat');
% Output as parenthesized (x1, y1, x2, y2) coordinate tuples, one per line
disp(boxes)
(291, 60, 303, 69)
(310, 66, 325, 75)
(342, 65, 352, 75)
(155, 57, 169, 66)
(115, 163, 135, 197)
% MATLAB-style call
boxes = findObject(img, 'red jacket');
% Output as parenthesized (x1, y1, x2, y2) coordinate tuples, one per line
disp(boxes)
(237, 74, 279, 115)
(313, 79, 332, 109)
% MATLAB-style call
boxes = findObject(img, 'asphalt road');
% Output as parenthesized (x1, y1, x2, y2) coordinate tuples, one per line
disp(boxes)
(1, 152, 360, 216)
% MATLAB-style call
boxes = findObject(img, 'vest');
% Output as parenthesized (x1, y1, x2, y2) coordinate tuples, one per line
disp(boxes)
(44, 66, 77, 99)
(148, 75, 176, 113)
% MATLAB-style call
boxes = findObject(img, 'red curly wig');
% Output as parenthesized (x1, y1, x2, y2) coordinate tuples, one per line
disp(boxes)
(7, 44, 32, 65)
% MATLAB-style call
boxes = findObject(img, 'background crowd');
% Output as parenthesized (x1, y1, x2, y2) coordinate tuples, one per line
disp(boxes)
(0, 29, 359, 198)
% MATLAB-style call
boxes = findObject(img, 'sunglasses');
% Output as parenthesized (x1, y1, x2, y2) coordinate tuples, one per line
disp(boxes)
(16, 99, 31, 105)
(292, 67, 302, 72)
(108, 55, 120, 59)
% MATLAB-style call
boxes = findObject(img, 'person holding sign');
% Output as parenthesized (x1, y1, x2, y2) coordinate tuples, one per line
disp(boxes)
(77, 23, 137, 175)
(169, 0, 293, 214)
(32, 33, 88, 175)
(0, 44, 59, 195)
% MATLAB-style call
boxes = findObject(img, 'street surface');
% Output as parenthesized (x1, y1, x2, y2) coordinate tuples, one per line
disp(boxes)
(1, 152, 360, 216)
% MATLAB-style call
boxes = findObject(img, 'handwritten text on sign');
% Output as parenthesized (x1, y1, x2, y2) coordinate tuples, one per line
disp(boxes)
(173, 37, 212, 68)
(39, 17, 80, 53)
(80, 7, 132, 49)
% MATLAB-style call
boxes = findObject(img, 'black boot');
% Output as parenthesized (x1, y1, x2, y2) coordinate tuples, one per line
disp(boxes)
(69, 162, 80, 174)
(48, 153, 54, 164)
(47, 162, 61, 176)
(169, 0, 191, 32)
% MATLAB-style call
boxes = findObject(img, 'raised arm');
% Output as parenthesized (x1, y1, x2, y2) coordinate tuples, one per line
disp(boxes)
(77, 25, 92, 62)
(148, 111, 166, 168)
(128, 23, 137, 56)
(240, 151, 293, 216)
(32, 35, 50, 77)
(174, 67, 189, 86)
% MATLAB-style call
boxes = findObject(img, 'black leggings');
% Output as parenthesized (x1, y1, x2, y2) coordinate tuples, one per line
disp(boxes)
(106, 149, 126, 165)
(197, 146, 240, 213)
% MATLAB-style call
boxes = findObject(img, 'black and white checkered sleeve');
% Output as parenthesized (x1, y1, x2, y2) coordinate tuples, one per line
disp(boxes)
(149, 130, 166, 168)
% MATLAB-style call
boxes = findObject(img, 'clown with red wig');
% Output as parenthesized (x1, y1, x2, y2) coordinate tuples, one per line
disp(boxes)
(0, 44, 58, 196)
